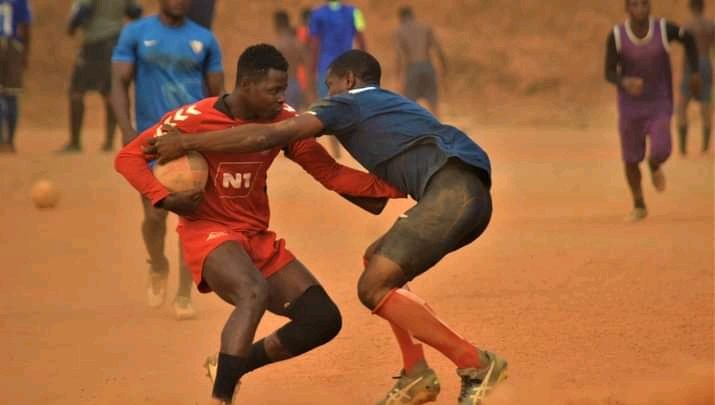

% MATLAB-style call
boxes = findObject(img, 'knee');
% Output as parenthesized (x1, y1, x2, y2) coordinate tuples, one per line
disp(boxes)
(278, 286, 342, 353)
(237, 276, 269, 309)
(357, 271, 391, 311)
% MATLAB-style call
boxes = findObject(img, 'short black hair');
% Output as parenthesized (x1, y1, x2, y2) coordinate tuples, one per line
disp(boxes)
(399, 6, 413, 20)
(328, 50, 382, 85)
(690, 0, 704, 12)
(236, 44, 288, 85)
(274, 10, 291, 29)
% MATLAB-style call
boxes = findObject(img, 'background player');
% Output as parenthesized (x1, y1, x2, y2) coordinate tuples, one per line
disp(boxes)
(187, 0, 217, 30)
(148, 50, 508, 405)
(0, 0, 31, 154)
(308, 0, 366, 158)
(273, 10, 306, 110)
(394, 6, 447, 118)
(604, 0, 700, 221)
(110, 0, 225, 319)
(116, 44, 405, 405)
(62, 0, 142, 153)
(676, 0, 714, 156)
(296, 8, 312, 101)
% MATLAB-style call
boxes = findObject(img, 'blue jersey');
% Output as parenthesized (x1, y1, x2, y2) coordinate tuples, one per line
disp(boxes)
(308, 86, 491, 200)
(309, 2, 364, 75)
(0, 0, 31, 41)
(112, 15, 223, 132)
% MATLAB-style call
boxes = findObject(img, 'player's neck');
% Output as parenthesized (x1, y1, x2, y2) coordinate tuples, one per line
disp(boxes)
(159, 13, 186, 27)
(227, 96, 259, 121)
(629, 18, 650, 35)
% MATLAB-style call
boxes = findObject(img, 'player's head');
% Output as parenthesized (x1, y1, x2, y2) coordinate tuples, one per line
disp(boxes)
(273, 10, 292, 33)
(398, 6, 414, 22)
(625, 0, 650, 23)
(301, 8, 312, 24)
(689, 0, 704, 14)
(159, 0, 190, 19)
(326, 50, 381, 96)
(235, 44, 289, 120)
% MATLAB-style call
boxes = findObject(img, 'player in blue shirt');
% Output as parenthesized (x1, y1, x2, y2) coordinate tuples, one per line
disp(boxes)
(0, 0, 31, 153)
(110, 0, 224, 321)
(148, 50, 508, 405)
(309, 0, 366, 158)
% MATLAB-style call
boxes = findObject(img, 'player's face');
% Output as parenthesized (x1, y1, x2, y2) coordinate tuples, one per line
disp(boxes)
(325, 71, 355, 96)
(626, 0, 650, 23)
(244, 69, 288, 120)
(160, 0, 191, 18)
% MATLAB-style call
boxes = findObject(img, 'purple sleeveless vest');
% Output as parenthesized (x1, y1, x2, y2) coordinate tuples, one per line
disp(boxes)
(614, 17, 674, 115)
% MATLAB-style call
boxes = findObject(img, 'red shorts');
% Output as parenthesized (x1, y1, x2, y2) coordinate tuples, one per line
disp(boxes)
(177, 220, 295, 293)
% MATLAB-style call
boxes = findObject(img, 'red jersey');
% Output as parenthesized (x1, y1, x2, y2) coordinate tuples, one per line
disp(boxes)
(115, 96, 404, 233)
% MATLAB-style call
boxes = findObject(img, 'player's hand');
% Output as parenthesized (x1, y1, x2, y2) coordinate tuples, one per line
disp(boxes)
(621, 77, 644, 97)
(690, 73, 703, 100)
(145, 125, 187, 164)
(158, 191, 203, 216)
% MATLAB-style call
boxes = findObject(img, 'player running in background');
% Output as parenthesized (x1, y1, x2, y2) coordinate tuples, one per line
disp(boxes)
(296, 8, 311, 99)
(394, 6, 447, 118)
(62, 0, 142, 153)
(148, 49, 508, 405)
(309, 0, 366, 158)
(605, 0, 700, 222)
(187, 0, 217, 30)
(116, 44, 404, 405)
(0, 0, 31, 154)
(110, 0, 225, 319)
(273, 10, 306, 110)
(677, 0, 714, 156)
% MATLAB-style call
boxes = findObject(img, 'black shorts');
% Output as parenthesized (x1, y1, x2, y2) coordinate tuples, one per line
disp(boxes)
(0, 38, 25, 94)
(404, 61, 438, 106)
(70, 36, 118, 95)
(374, 158, 492, 279)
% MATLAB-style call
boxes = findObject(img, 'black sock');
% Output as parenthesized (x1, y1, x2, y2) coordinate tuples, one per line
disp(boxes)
(213, 353, 249, 401)
(69, 97, 84, 147)
(678, 125, 688, 155)
(244, 339, 272, 373)
(5, 96, 17, 145)
(703, 126, 711, 151)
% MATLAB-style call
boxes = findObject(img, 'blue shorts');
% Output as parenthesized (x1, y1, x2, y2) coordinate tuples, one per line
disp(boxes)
(681, 57, 713, 103)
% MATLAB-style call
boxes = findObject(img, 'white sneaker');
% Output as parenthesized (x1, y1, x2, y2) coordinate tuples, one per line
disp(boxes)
(173, 296, 197, 320)
(147, 272, 167, 308)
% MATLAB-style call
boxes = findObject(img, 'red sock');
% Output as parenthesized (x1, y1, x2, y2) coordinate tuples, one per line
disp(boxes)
(389, 320, 426, 373)
(375, 288, 480, 369)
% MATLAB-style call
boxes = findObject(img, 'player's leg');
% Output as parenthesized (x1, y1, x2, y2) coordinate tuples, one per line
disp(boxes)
(173, 243, 196, 320)
(65, 50, 86, 152)
(646, 114, 672, 193)
(700, 63, 713, 153)
(3, 94, 17, 152)
(677, 70, 692, 156)
(423, 63, 440, 119)
(202, 242, 270, 404)
(360, 159, 506, 404)
(619, 115, 648, 220)
(0, 95, 6, 148)
(140, 196, 170, 307)
(238, 259, 341, 376)
(100, 38, 118, 152)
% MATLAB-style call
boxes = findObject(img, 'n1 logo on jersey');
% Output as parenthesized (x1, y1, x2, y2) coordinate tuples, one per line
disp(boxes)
(215, 162, 263, 198)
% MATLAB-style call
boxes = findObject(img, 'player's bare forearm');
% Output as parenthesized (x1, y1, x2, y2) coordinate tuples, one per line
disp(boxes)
(340, 195, 388, 215)
(148, 114, 325, 164)
(205, 71, 225, 96)
(355, 32, 367, 51)
(110, 62, 137, 144)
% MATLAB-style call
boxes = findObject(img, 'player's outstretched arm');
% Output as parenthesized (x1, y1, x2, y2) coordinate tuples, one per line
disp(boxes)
(147, 113, 325, 164)
(110, 62, 138, 144)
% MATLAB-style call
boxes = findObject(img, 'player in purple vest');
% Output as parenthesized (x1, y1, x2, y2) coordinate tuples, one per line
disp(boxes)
(605, 0, 700, 222)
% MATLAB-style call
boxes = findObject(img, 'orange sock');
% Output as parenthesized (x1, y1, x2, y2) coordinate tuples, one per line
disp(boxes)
(375, 288, 480, 369)
(389, 320, 426, 373)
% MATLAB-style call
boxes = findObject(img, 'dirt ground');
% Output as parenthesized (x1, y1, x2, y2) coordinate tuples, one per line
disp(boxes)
(0, 112, 712, 404)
